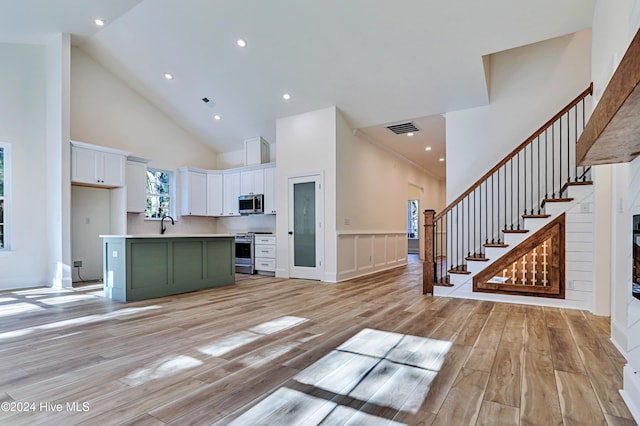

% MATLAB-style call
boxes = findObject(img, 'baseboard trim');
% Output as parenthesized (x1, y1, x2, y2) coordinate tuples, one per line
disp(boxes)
(611, 319, 629, 358)
(621, 365, 640, 423)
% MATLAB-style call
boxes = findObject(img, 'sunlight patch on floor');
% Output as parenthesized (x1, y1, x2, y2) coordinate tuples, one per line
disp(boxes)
(198, 331, 262, 357)
(232, 328, 452, 424)
(198, 316, 310, 359)
(0, 302, 44, 317)
(14, 288, 73, 296)
(121, 355, 203, 386)
(0, 305, 162, 341)
(240, 341, 302, 368)
(38, 294, 96, 306)
(249, 316, 308, 335)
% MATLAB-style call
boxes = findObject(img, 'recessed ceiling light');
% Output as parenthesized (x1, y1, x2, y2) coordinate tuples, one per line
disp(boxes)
(236, 39, 247, 48)
(283, 93, 291, 100)
(94, 19, 105, 26)
(407, 132, 414, 137)
(213, 114, 221, 121)
(425, 146, 432, 151)
(164, 73, 174, 80)
(439, 158, 445, 162)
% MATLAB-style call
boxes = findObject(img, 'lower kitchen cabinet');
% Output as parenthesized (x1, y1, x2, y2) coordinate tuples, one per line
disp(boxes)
(254, 235, 276, 274)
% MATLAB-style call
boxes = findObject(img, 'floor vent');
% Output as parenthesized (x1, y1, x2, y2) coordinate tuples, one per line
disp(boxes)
(386, 122, 419, 135)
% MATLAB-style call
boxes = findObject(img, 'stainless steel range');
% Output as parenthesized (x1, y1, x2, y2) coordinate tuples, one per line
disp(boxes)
(234, 233, 254, 274)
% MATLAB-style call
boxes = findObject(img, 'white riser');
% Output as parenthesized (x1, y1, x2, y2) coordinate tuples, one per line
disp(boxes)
(543, 201, 574, 216)
(484, 246, 508, 259)
(523, 217, 550, 234)
(503, 232, 530, 246)
(449, 273, 472, 286)
(467, 260, 489, 274)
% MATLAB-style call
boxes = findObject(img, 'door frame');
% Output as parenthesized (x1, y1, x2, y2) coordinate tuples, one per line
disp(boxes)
(287, 171, 324, 280)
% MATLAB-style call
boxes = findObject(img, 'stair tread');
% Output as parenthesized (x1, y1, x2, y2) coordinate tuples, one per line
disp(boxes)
(503, 229, 529, 234)
(522, 214, 551, 219)
(448, 266, 471, 275)
(541, 197, 574, 208)
(543, 197, 574, 202)
(484, 243, 508, 248)
(560, 180, 593, 195)
(466, 256, 489, 262)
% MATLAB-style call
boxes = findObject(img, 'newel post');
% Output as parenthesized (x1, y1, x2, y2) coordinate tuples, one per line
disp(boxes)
(423, 209, 436, 295)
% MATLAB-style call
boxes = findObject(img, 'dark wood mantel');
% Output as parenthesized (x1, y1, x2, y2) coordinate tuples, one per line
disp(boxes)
(576, 28, 640, 166)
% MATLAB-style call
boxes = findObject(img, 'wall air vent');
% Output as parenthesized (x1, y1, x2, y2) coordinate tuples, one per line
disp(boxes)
(386, 122, 419, 135)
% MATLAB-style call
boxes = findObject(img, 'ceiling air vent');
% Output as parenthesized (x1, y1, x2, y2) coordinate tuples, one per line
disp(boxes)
(386, 122, 419, 135)
(201, 97, 216, 108)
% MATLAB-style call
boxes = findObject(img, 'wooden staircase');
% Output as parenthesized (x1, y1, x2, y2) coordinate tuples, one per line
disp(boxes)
(423, 84, 594, 300)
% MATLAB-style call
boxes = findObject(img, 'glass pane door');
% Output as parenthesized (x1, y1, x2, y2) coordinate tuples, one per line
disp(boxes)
(294, 182, 316, 267)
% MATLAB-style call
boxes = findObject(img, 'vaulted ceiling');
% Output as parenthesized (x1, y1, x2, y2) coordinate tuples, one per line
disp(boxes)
(0, 0, 595, 178)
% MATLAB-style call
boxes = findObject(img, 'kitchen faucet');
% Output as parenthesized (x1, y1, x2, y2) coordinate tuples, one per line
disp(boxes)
(161, 215, 174, 234)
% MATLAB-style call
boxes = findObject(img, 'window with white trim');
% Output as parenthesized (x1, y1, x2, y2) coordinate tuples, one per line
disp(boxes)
(0, 143, 10, 250)
(145, 168, 173, 219)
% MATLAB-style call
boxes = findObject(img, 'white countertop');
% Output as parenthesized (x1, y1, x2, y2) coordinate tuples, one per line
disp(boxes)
(100, 234, 234, 239)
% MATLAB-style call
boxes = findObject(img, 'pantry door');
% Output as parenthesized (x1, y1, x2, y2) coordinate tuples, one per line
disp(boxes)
(288, 174, 323, 280)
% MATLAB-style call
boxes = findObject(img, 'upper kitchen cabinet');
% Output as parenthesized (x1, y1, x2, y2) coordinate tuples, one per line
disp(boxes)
(223, 171, 241, 216)
(240, 168, 264, 195)
(244, 137, 270, 166)
(206, 171, 224, 217)
(263, 165, 276, 215)
(178, 167, 207, 216)
(126, 156, 150, 213)
(71, 141, 129, 188)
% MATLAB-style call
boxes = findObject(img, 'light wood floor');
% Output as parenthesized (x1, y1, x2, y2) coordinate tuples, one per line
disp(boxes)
(0, 256, 636, 425)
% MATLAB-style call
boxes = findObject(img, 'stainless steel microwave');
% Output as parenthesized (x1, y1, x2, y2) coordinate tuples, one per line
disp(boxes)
(238, 194, 263, 214)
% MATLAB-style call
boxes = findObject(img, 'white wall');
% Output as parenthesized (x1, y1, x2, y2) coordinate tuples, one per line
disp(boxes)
(71, 47, 221, 243)
(446, 29, 592, 202)
(0, 43, 50, 290)
(71, 186, 110, 281)
(275, 106, 337, 280)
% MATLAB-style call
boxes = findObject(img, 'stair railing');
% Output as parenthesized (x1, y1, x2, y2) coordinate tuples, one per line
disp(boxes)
(423, 84, 593, 294)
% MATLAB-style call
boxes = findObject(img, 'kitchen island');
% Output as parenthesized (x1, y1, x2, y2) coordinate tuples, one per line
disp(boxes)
(101, 234, 235, 302)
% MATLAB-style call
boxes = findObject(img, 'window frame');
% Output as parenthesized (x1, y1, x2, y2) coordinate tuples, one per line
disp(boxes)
(0, 142, 11, 251)
(145, 167, 175, 220)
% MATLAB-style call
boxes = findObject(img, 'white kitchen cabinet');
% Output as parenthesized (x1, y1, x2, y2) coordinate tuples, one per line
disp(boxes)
(240, 168, 264, 195)
(223, 171, 241, 216)
(71, 142, 127, 187)
(244, 136, 270, 166)
(126, 156, 150, 213)
(263, 165, 276, 215)
(178, 167, 207, 216)
(254, 235, 276, 274)
(206, 172, 224, 217)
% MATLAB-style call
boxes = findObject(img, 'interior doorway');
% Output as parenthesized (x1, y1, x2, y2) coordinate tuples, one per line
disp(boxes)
(408, 184, 422, 255)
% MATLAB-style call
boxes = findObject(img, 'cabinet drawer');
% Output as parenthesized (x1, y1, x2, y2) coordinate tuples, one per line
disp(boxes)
(255, 258, 276, 272)
(254, 245, 276, 258)
(255, 236, 276, 245)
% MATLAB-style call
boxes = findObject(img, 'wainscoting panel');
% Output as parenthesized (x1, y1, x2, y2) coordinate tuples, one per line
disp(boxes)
(356, 236, 373, 272)
(337, 232, 408, 282)
(374, 236, 387, 267)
